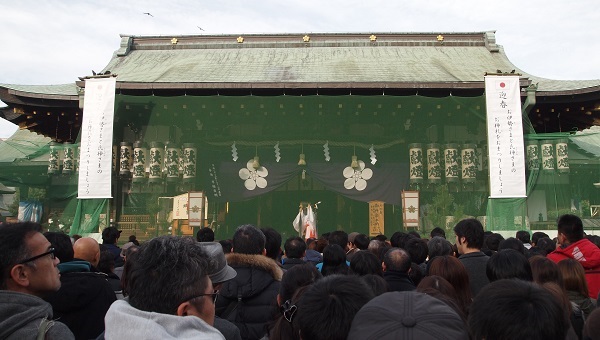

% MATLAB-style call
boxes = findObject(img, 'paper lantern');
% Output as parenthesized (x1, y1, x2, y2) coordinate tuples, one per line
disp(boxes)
(526, 140, 540, 171)
(461, 143, 477, 183)
(541, 140, 555, 171)
(426, 143, 442, 183)
(444, 143, 460, 182)
(165, 142, 180, 182)
(48, 142, 60, 175)
(182, 143, 197, 182)
(132, 141, 148, 182)
(148, 142, 164, 184)
(555, 139, 569, 173)
(119, 142, 133, 177)
(62, 142, 75, 175)
(409, 143, 424, 183)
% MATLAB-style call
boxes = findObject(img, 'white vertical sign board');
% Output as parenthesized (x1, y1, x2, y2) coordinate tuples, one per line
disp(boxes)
(172, 193, 189, 220)
(485, 76, 526, 198)
(78, 78, 116, 198)
(188, 192, 206, 227)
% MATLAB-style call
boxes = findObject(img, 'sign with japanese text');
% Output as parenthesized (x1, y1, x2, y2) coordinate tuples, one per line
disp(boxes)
(485, 76, 526, 198)
(369, 200, 385, 237)
(188, 192, 207, 227)
(78, 77, 116, 198)
(172, 193, 189, 220)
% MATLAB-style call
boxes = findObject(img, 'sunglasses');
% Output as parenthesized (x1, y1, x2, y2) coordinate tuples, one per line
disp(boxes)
(182, 291, 219, 305)
(19, 248, 56, 264)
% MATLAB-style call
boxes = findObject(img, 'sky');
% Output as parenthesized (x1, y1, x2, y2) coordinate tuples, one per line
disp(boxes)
(1, 0, 599, 138)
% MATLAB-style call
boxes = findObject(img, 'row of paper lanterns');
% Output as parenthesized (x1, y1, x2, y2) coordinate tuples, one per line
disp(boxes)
(47, 141, 198, 182)
(408, 139, 570, 184)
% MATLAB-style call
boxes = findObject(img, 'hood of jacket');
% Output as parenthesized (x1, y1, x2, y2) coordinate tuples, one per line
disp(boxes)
(220, 253, 282, 300)
(44, 270, 111, 312)
(104, 300, 225, 340)
(548, 238, 600, 270)
(0, 291, 54, 339)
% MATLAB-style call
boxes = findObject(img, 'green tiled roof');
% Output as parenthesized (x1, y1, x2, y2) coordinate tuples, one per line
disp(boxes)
(0, 83, 79, 97)
(97, 31, 600, 93)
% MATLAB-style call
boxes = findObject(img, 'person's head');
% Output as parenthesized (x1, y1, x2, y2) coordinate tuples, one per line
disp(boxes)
(468, 279, 569, 340)
(305, 238, 317, 250)
(353, 234, 370, 250)
(557, 214, 584, 244)
(583, 308, 600, 340)
(261, 227, 282, 260)
(128, 235, 140, 246)
(349, 250, 383, 276)
(382, 247, 411, 273)
(125, 236, 215, 325)
(296, 274, 374, 340)
(218, 239, 233, 254)
(360, 274, 388, 296)
(73, 237, 101, 267)
(483, 233, 504, 252)
(389, 231, 407, 248)
(315, 236, 329, 253)
(416, 275, 466, 320)
(426, 255, 472, 312)
(498, 237, 526, 255)
(278, 263, 322, 304)
(347, 232, 359, 250)
(232, 224, 266, 255)
(428, 236, 453, 260)
(367, 239, 386, 260)
(348, 291, 469, 340)
(529, 255, 563, 287)
(284, 236, 306, 259)
(405, 237, 428, 265)
(516, 230, 531, 244)
(197, 242, 237, 288)
(97, 250, 116, 275)
(531, 231, 549, 246)
(586, 235, 600, 249)
(321, 244, 348, 276)
(430, 227, 446, 239)
(328, 230, 349, 251)
(123, 244, 139, 262)
(536, 237, 556, 255)
(101, 226, 121, 245)
(43, 231, 74, 263)
(0, 222, 61, 296)
(196, 227, 215, 242)
(453, 218, 485, 253)
(558, 258, 590, 297)
(486, 249, 533, 282)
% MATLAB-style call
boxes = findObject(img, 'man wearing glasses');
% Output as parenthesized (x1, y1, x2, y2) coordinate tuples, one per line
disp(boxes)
(104, 235, 225, 339)
(0, 222, 75, 339)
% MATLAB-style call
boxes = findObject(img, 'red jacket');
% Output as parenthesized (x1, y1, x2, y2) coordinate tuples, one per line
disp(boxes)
(548, 238, 600, 299)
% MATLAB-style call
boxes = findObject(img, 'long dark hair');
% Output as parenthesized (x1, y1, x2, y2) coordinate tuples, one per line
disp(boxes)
(321, 244, 348, 276)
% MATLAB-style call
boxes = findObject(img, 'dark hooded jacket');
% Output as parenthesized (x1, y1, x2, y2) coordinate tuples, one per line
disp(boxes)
(43, 260, 117, 340)
(0, 291, 75, 339)
(216, 253, 283, 340)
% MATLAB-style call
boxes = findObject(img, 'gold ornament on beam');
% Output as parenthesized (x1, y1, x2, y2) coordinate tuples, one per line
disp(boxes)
(237, 36, 244, 43)
(252, 156, 260, 170)
(436, 35, 444, 42)
(303, 35, 310, 42)
(369, 34, 377, 42)
(171, 38, 178, 45)
(351, 155, 359, 170)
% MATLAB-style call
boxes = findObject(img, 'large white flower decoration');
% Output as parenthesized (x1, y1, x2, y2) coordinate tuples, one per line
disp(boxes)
(343, 160, 373, 191)
(239, 160, 269, 190)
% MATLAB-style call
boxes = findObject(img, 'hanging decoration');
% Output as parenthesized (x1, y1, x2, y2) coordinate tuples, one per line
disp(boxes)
(408, 143, 423, 183)
(427, 143, 442, 183)
(461, 143, 477, 182)
(298, 144, 306, 166)
(132, 141, 147, 183)
(165, 142, 180, 182)
(555, 139, 569, 173)
(149, 142, 164, 184)
(239, 159, 269, 190)
(119, 142, 133, 177)
(526, 140, 540, 170)
(343, 160, 373, 191)
(62, 142, 75, 175)
(323, 141, 331, 162)
(274, 142, 281, 162)
(48, 142, 60, 175)
(231, 142, 238, 161)
(541, 140, 555, 171)
(182, 143, 197, 182)
(369, 145, 377, 165)
(444, 143, 460, 182)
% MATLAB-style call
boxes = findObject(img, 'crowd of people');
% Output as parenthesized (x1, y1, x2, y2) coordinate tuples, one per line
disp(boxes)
(1, 214, 599, 339)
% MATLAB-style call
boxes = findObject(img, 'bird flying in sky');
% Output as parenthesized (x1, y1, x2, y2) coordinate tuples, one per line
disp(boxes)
(143, 12, 153, 17)
(197, 26, 204, 31)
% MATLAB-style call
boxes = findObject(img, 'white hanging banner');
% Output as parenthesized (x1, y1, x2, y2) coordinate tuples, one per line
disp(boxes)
(188, 192, 207, 227)
(172, 193, 189, 220)
(485, 76, 526, 198)
(78, 77, 116, 198)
